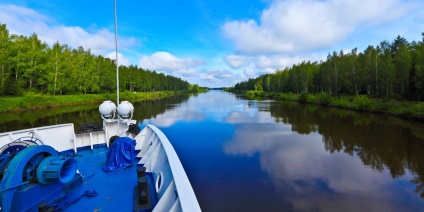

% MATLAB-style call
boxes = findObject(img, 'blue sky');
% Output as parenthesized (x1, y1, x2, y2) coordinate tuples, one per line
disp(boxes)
(0, 0, 423, 88)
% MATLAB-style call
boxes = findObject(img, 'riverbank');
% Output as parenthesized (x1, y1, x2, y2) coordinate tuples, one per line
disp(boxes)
(236, 90, 424, 121)
(0, 91, 187, 113)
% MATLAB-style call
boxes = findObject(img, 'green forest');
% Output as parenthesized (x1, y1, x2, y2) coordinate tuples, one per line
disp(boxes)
(0, 23, 201, 96)
(232, 33, 424, 101)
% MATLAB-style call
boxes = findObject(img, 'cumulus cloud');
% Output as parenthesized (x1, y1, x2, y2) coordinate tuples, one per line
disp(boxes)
(196, 69, 242, 87)
(207, 70, 236, 80)
(137, 52, 240, 86)
(226, 52, 324, 67)
(105, 52, 130, 66)
(225, 53, 312, 79)
(138, 52, 203, 72)
(178, 68, 198, 77)
(0, 4, 137, 55)
(243, 67, 258, 78)
(199, 73, 216, 82)
(222, 0, 410, 55)
(225, 55, 252, 68)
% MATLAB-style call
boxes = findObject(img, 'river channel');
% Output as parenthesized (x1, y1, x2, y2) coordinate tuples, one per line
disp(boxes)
(1, 90, 424, 211)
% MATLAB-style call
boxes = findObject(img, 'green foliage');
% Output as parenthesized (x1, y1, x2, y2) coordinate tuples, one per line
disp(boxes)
(278, 93, 298, 101)
(298, 93, 315, 103)
(410, 102, 424, 119)
(188, 84, 208, 93)
(0, 24, 194, 96)
(387, 102, 410, 116)
(332, 97, 351, 108)
(268, 92, 279, 98)
(372, 99, 392, 111)
(228, 33, 424, 120)
(231, 89, 424, 120)
(233, 33, 424, 102)
(317, 93, 332, 105)
(246, 90, 265, 98)
(254, 81, 263, 91)
(4, 80, 22, 95)
(0, 91, 185, 113)
(298, 93, 308, 102)
(278, 93, 288, 99)
(353, 95, 372, 110)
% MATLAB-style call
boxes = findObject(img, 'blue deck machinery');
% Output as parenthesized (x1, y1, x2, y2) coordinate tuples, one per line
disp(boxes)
(0, 144, 80, 211)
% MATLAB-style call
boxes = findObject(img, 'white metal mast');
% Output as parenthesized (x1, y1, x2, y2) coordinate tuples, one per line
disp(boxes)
(114, 0, 119, 105)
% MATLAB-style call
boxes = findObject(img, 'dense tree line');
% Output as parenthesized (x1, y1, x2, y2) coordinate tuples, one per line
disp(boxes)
(233, 33, 424, 101)
(0, 23, 195, 95)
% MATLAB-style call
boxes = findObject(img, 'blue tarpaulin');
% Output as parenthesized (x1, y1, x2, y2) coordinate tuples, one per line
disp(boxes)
(102, 137, 136, 172)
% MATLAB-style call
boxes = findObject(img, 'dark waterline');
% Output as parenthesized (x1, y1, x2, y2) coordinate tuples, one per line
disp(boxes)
(2, 91, 424, 211)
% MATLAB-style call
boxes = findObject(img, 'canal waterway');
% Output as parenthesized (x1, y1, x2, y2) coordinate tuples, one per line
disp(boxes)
(2, 90, 424, 211)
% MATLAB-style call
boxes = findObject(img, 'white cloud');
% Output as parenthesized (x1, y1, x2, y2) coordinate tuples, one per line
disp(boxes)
(200, 73, 215, 81)
(194, 69, 243, 87)
(221, 0, 421, 87)
(3, 1, 417, 89)
(207, 70, 237, 80)
(225, 55, 252, 68)
(222, 0, 411, 55)
(225, 53, 316, 80)
(105, 52, 130, 66)
(138, 52, 240, 87)
(254, 55, 302, 69)
(225, 52, 327, 77)
(138, 52, 203, 72)
(0, 4, 137, 56)
(137, 52, 243, 87)
(178, 68, 197, 77)
(243, 66, 257, 78)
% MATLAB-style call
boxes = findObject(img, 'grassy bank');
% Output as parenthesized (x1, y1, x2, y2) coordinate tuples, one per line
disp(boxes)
(242, 90, 424, 120)
(0, 91, 186, 113)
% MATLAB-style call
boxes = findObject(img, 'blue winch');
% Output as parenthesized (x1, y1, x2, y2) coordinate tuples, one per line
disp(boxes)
(0, 145, 81, 212)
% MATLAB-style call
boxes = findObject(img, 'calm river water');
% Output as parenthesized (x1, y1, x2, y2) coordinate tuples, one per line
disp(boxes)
(2, 90, 424, 211)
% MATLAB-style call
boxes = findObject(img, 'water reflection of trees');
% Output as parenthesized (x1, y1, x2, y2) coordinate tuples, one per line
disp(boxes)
(0, 94, 190, 133)
(268, 101, 424, 198)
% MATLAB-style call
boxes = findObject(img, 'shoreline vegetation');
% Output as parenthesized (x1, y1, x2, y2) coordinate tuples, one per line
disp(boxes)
(0, 24, 208, 98)
(0, 23, 210, 114)
(226, 34, 424, 121)
(0, 91, 192, 113)
(230, 90, 424, 121)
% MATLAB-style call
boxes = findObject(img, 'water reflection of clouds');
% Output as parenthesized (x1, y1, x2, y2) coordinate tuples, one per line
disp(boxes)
(150, 91, 276, 126)
(224, 123, 419, 211)
(225, 111, 276, 124)
(146, 91, 422, 210)
(148, 109, 205, 127)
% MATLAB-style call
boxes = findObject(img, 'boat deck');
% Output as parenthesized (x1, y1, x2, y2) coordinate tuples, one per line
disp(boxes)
(57, 146, 152, 211)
